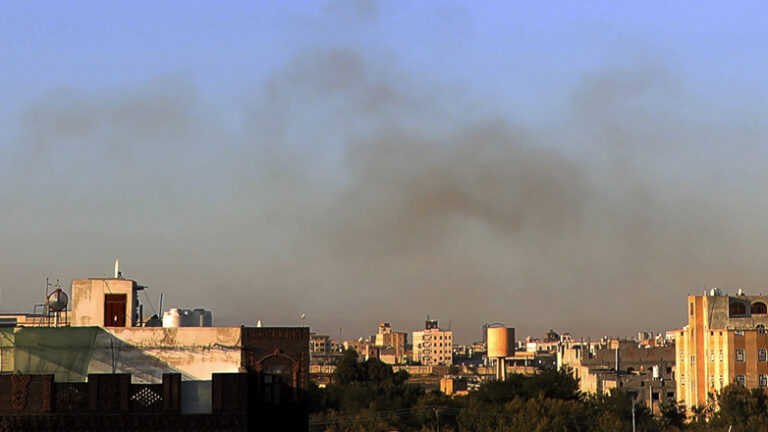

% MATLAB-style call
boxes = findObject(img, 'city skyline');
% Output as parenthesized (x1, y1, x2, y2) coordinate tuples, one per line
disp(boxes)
(4, 1, 768, 343)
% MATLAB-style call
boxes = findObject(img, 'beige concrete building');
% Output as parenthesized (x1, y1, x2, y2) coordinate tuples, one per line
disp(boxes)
(0, 273, 308, 386)
(71, 278, 145, 327)
(558, 339, 676, 414)
(374, 322, 408, 364)
(343, 338, 380, 360)
(412, 319, 453, 366)
(675, 290, 768, 412)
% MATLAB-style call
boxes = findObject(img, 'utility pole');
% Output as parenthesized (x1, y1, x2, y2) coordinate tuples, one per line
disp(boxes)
(631, 398, 636, 432)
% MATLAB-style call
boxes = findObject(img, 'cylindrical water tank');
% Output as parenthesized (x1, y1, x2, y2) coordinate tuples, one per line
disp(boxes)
(163, 308, 182, 328)
(178, 309, 194, 326)
(652, 365, 660, 379)
(47, 289, 69, 312)
(487, 327, 515, 358)
(194, 308, 213, 327)
(162, 308, 213, 327)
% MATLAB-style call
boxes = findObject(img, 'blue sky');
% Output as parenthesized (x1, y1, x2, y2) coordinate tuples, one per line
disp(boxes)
(4, 1, 767, 129)
(2, 1, 768, 341)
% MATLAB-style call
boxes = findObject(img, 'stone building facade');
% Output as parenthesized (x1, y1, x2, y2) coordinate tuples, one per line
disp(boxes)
(676, 291, 768, 412)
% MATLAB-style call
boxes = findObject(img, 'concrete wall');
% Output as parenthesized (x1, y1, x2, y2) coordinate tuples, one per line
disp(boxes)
(104, 327, 242, 382)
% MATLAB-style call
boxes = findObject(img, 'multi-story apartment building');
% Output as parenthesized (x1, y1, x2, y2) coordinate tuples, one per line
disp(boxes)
(676, 289, 768, 412)
(412, 319, 453, 366)
(374, 322, 408, 364)
(343, 338, 380, 360)
(558, 339, 676, 414)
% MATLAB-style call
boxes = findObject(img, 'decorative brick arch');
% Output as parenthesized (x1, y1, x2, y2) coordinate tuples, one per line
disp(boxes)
(252, 349, 300, 388)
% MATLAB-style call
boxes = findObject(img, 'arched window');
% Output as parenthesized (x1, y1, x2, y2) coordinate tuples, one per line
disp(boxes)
(760, 348, 767, 362)
(736, 349, 746, 362)
(737, 375, 747, 387)
(760, 375, 768, 387)
(753, 302, 768, 315)
(258, 354, 296, 405)
(730, 302, 747, 316)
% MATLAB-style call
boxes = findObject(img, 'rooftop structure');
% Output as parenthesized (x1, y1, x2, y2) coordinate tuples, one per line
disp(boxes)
(0, 267, 310, 431)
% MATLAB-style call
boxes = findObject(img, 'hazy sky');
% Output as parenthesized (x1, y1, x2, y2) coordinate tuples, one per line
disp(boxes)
(3, 1, 768, 343)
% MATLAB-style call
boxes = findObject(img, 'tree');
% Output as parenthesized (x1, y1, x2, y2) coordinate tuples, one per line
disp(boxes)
(334, 349, 362, 386)
(657, 400, 686, 429)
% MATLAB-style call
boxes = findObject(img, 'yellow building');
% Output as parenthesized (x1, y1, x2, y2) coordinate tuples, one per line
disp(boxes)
(676, 290, 768, 411)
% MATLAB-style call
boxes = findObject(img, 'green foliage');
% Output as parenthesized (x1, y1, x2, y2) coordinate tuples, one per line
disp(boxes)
(472, 367, 580, 404)
(706, 384, 768, 431)
(332, 349, 410, 387)
(658, 400, 686, 429)
(311, 367, 768, 432)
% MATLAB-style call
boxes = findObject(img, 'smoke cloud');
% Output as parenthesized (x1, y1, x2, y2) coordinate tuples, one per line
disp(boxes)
(3, 18, 768, 343)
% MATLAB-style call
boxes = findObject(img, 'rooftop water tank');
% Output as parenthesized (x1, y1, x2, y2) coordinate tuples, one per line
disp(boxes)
(162, 308, 213, 327)
(47, 289, 69, 312)
(163, 308, 182, 328)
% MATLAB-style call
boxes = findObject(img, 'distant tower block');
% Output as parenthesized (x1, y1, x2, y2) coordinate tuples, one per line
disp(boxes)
(486, 326, 515, 380)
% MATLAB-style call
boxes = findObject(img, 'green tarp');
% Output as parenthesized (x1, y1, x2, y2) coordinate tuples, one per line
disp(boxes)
(0, 326, 99, 381)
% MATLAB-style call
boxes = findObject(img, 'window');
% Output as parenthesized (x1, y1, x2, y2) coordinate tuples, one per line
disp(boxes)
(681, 374, 685, 385)
(761, 375, 768, 387)
(720, 350, 723, 361)
(735, 330, 745, 336)
(753, 302, 768, 315)
(691, 355, 695, 365)
(760, 348, 767, 362)
(736, 349, 746, 362)
(690, 303, 694, 316)
(730, 302, 747, 316)
(737, 375, 746, 387)
(710, 350, 714, 362)
(719, 376, 724, 387)
(667, 392, 675, 399)
(261, 358, 294, 405)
